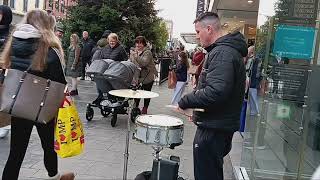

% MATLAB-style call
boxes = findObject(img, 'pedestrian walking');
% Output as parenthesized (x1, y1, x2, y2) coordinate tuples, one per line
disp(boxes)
(130, 36, 157, 114)
(80, 31, 95, 80)
(0, 5, 12, 139)
(171, 51, 189, 105)
(1, 9, 74, 180)
(177, 12, 247, 180)
(66, 34, 81, 96)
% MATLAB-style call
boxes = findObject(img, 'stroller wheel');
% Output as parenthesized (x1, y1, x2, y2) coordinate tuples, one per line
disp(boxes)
(86, 106, 94, 121)
(101, 109, 111, 117)
(111, 114, 117, 127)
(131, 108, 141, 123)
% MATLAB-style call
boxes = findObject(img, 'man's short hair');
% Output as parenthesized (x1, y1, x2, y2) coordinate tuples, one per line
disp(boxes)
(194, 12, 221, 31)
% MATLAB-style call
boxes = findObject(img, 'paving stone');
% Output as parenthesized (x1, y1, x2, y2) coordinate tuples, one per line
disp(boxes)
(0, 80, 236, 179)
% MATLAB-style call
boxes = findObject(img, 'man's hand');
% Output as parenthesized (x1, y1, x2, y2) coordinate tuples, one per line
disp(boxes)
(174, 106, 193, 122)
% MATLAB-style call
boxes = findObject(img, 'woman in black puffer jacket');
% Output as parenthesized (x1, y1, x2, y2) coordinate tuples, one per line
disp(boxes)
(1, 10, 74, 180)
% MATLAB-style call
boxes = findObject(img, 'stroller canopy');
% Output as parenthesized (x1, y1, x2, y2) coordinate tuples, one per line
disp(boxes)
(88, 59, 140, 91)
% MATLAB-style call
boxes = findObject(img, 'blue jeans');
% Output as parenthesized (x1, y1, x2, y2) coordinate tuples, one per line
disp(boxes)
(249, 88, 259, 115)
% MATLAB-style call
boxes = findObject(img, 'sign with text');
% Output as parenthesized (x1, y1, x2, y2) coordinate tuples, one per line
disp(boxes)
(196, 0, 205, 18)
(273, 25, 315, 60)
(271, 64, 309, 102)
(278, 0, 318, 26)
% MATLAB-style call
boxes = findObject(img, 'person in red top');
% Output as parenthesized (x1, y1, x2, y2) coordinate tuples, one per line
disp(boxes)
(191, 47, 205, 88)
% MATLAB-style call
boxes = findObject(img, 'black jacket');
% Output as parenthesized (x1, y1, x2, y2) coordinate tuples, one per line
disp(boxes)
(10, 37, 67, 85)
(178, 32, 247, 131)
(175, 63, 188, 82)
(0, 5, 12, 52)
(93, 43, 128, 62)
(81, 38, 95, 59)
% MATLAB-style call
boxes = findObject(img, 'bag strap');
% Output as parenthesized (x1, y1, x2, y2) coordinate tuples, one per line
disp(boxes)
(35, 79, 51, 123)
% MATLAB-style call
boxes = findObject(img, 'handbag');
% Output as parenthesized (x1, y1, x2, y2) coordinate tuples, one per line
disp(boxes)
(55, 95, 84, 158)
(168, 70, 177, 89)
(0, 52, 66, 124)
(188, 59, 204, 75)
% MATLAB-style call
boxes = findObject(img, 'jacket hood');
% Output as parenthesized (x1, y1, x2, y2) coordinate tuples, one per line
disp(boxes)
(13, 24, 41, 39)
(0, 5, 12, 25)
(214, 31, 248, 57)
(97, 38, 108, 47)
(11, 37, 38, 58)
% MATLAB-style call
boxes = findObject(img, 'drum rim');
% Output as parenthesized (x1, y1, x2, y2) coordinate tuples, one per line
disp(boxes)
(135, 114, 184, 129)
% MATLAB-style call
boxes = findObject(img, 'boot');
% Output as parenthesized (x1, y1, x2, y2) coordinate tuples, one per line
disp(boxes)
(60, 172, 75, 180)
(142, 107, 148, 114)
(47, 172, 75, 180)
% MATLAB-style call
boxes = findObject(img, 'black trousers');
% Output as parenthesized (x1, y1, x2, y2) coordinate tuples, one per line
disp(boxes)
(81, 56, 91, 78)
(193, 127, 234, 180)
(134, 81, 154, 108)
(2, 118, 57, 180)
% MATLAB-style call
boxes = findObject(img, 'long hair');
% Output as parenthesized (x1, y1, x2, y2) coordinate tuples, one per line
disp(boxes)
(1, 9, 65, 71)
(179, 51, 190, 69)
(69, 33, 80, 49)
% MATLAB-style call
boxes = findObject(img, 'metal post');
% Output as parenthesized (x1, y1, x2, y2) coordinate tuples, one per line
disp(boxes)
(123, 99, 133, 180)
(297, 69, 312, 180)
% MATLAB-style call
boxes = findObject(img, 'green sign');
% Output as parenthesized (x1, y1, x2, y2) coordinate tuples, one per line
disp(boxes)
(273, 25, 315, 60)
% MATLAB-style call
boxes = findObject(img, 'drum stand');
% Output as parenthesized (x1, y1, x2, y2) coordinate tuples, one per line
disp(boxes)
(123, 98, 134, 180)
(152, 146, 163, 180)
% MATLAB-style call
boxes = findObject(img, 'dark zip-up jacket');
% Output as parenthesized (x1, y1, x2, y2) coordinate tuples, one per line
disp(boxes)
(92, 43, 128, 62)
(10, 37, 66, 84)
(178, 32, 247, 131)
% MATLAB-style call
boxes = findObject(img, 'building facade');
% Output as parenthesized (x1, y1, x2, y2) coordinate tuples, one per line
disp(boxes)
(6, 0, 46, 24)
(45, 0, 76, 21)
(207, 0, 320, 179)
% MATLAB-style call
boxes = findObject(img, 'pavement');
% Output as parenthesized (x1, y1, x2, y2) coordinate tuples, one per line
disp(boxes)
(0, 79, 236, 180)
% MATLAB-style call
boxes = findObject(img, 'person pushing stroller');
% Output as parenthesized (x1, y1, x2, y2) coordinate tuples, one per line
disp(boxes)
(91, 33, 128, 105)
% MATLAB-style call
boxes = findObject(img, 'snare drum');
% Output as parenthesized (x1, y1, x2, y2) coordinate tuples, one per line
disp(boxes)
(134, 114, 184, 147)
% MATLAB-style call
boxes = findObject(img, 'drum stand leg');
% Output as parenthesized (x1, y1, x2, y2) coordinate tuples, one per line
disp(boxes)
(153, 146, 163, 180)
(123, 99, 133, 180)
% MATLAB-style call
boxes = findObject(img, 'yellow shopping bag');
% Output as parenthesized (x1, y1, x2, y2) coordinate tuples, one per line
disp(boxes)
(54, 97, 84, 158)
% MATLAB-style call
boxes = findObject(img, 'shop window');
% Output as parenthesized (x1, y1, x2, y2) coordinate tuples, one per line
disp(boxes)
(35, 0, 40, 8)
(55, 0, 60, 11)
(49, 0, 53, 9)
(9, 0, 15, 9)
(23, 0, 28, 12)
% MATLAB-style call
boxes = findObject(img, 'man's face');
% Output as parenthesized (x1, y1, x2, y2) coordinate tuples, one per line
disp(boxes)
(55, 31, 63, 39)
(195, 22, 212, 48)
(82, 31, 88, 39)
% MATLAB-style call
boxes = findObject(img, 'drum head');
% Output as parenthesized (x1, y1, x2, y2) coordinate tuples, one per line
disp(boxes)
(136, 114, 183, 127)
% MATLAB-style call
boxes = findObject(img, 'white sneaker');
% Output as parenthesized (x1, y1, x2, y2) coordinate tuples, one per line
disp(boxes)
(0, 128, 9, 138)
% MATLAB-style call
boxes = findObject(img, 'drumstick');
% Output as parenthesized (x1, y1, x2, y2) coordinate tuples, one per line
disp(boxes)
(165, 105, 205, 112)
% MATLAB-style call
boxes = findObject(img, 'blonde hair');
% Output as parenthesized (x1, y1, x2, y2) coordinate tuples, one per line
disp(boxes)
(69, 33, 80, 48)
(48, 15, 56, 31)
(108, 33, 119, 42)
(1, 9, 65, 71)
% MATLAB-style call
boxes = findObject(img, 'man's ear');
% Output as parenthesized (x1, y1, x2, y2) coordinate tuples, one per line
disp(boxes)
(207, 25, 214, 34)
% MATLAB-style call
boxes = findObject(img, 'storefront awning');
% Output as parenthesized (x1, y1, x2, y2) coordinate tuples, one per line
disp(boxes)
(180, 33, 198, 44)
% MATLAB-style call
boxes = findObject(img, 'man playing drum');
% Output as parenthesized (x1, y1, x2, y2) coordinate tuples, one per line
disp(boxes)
(176, 12, 247, 180)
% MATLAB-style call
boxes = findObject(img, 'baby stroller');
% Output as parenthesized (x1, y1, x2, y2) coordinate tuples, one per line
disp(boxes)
(85, 59, 141, 127)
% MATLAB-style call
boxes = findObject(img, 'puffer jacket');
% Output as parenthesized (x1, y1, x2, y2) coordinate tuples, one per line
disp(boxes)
(93, 43, 128, 62)
(178, 32, 247, 131)
(10, 37, 66, 85)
